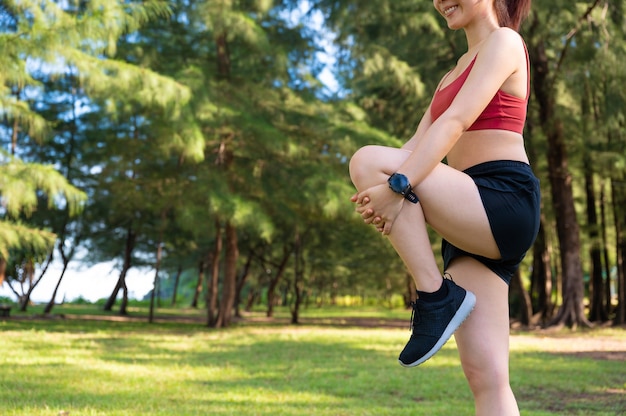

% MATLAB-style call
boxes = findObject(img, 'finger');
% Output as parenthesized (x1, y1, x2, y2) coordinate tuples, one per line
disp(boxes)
(382, 221, 393, 235)
(355, 204, 368, 215)
(363, 211, 376, 224)
(350, 193, 359, 203)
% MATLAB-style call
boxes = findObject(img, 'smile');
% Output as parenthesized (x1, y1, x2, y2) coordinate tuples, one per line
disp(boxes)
(443, 5, 458, 16)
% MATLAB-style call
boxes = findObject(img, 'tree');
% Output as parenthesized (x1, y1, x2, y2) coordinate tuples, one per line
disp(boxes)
(0, 0, 192, 312)
(0, 155, 85, 300)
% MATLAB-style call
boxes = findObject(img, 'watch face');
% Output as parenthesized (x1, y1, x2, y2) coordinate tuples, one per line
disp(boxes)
(389, 173, 409, 193)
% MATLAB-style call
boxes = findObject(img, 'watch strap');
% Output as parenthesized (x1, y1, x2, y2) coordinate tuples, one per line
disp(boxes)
(404, 190, 419, 204)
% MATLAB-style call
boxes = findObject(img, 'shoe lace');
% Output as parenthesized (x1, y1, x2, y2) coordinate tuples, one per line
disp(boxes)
(409, 300, 420, 330)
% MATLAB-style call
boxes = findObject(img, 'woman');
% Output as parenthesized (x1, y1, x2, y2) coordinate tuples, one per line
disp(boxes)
(349, 1, 537, 415)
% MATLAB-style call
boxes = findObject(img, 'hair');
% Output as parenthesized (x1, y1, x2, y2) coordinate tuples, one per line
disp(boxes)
(494, 0, 532, 31)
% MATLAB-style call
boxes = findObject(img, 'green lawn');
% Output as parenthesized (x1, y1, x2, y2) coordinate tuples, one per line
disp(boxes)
(1, 305, 625, 415)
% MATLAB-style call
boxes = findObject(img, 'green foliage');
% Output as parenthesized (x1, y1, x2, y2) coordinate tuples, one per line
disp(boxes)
(0, 151, 85, 260)
(0, 154, 85, 218)
(0, 222, 55, 262)
(312, 0, 461, 138)
(1, 0, 625, 323)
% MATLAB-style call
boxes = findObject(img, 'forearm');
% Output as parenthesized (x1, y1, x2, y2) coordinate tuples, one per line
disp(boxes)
(396, 117, 465, 187)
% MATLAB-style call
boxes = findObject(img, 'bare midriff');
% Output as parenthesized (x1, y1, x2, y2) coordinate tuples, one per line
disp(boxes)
(445, 129, 529, 171)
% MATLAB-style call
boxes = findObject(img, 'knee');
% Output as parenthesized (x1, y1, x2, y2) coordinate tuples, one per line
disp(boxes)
(461, 358, 511, 396)
(349, 145, 382, 189)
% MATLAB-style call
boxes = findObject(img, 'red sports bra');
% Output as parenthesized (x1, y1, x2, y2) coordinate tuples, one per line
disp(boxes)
(430, 51, 529, 134)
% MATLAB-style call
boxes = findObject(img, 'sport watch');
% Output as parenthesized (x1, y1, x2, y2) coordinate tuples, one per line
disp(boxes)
(388, 173, 419, 204)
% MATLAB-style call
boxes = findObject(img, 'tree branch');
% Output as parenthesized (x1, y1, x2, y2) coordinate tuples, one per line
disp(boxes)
(553, 0, 602, 79)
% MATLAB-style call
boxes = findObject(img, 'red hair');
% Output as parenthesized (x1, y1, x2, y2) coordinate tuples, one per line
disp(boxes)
(495, 0, 532, 31)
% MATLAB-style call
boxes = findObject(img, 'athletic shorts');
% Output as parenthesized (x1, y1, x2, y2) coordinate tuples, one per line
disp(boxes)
(441, 160, 541, 284)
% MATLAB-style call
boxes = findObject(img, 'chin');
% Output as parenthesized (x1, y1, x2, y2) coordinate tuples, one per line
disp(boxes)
(445, 17, 463, 30)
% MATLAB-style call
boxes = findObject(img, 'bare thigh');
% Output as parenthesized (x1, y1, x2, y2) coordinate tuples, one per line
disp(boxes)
(350, 145, 500, 259)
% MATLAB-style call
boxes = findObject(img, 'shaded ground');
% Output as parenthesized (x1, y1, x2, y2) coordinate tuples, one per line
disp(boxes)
(9, 311, 626, 362)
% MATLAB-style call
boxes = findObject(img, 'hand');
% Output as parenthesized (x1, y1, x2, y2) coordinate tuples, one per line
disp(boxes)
(351, 183, 404, 235)
(350, 193, 385, 232)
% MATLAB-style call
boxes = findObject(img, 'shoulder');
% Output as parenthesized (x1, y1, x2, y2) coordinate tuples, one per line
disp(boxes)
(482, 28, 526, 57)
(475, 28, 526, 71)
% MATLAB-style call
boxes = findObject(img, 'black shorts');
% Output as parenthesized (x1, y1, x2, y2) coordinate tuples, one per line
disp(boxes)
(442, 160, 541, 284)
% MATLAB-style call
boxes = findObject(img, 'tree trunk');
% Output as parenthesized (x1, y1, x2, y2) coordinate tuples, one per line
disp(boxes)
(216, 31, 231, 78)
(530, 222, 554, 324)
(16, 260, 35, 310)
(290, 228, 305, 325)
(524, 83, 551, 324)
(44, 251, 67, 315)
(600, 181, 612, 319)
(207, 219, 222, 326)
(171, 264, 183, 306)
(120, 275, 129, 316)
(585, 163, 607, 322)
(214, 221, 238, 328)
(190, 260, 205, 309)
(529, 36, 590, 328)
(19, 251, 53, 313)
(545, 120, 588, 328)
(266, 245, 291, 318)
(510, 269, 532, 326)
(612, 180, 626, 325)
(149, 215, 166, 323)
(234, 250, 253, 318)
(103, 226, 136, 313)
(104, 275, 123, 312)
(245, 289, 259, 312)
(615, 240, 626, 325)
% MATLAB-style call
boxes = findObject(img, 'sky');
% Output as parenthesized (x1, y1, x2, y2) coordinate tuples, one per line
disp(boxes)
(0, 260, 154, 303)
(292, 1, 340, 95)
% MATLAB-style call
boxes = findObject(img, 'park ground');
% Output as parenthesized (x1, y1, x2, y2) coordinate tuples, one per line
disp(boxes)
(1, 304, 625, 415)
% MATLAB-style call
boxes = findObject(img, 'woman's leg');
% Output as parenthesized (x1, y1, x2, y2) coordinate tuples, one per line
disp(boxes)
(349, 145, 500, 277)
(349, 145, 500, 367)
(448, 257, 520, 416)
(350, 146, 444, 292)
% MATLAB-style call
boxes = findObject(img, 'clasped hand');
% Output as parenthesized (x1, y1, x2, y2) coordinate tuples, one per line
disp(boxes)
(351, 183, 404, 235)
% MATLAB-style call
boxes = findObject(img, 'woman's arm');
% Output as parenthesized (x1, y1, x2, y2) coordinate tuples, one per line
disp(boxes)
(396, 28, 526, 186)
(354, 28, 527, 233)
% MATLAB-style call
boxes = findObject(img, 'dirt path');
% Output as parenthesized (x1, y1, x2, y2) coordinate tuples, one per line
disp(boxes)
(510, 331, 626, 361)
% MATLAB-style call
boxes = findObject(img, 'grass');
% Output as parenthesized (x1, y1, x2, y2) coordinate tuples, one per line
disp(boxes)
(1, 304, 625, 415)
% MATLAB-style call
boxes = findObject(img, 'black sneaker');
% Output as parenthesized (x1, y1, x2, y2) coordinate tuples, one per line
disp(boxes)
(398, 278, 476, 367)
